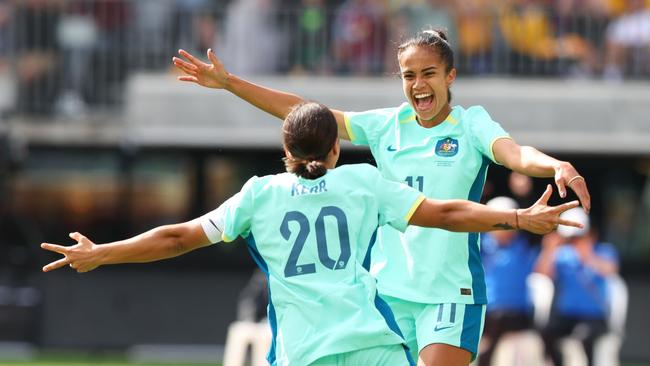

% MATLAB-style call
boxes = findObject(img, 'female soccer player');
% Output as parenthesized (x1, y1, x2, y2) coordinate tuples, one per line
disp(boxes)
(172, 29, 591, 365)
(42, 103, 580, 366)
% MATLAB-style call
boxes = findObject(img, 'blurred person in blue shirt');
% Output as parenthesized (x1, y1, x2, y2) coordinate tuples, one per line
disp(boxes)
(535, 207, 619, 366)
(479, 196, 537, 366)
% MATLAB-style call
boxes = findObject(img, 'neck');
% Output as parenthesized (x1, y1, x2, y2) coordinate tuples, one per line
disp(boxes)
(324, 156, 337, 169)
(417, 104, 451, 128)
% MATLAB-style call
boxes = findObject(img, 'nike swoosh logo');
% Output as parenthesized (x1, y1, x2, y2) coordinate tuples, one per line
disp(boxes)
(434, 325, 453, 332)
(387, 145, 397, 152)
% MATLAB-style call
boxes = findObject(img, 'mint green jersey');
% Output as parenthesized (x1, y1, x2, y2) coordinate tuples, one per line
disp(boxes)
(344, 103, 510, 305)
(200, 164, 424, 366)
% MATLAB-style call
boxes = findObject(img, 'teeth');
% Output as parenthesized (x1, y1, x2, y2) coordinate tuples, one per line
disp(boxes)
(414, 93, 432, 99)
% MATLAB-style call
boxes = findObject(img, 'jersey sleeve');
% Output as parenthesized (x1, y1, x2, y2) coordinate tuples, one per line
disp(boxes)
(595, 243, 619, 265)
(465, 106, 511, 164)
(199, 177, 258, 243)
(343, 107, 397, 147)
(368, 167, 425, 232)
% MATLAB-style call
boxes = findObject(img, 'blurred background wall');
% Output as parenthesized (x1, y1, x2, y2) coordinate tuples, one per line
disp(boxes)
(0, 0, 649, 363)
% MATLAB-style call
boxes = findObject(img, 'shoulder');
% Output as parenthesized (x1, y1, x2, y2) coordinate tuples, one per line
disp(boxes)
(595, 242, 619, 258)
(457, 105, 492, 123)
(334, 163, 381, 177)
(241, 174, 289, 195)
(345, 104, 402, 122)
(555, 245, 585, 265)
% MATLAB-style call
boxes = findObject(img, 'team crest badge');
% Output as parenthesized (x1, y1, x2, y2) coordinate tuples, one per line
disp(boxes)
(435, 138, 459, 157)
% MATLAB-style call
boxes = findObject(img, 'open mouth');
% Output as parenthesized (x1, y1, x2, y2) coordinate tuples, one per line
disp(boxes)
(413, 92, 434, 111)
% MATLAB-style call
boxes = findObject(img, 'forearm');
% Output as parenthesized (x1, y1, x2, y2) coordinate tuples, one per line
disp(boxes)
(410, 199, 518, 232)
(585, 255, 618, 276)
(534, 249, 556, 277)
(97, 224, 207, 265)
(506, 145, 562, 178)
(224, 74, 305, 120)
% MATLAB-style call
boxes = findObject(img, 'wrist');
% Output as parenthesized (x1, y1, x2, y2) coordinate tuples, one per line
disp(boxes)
(223, 72, 236, 92)
(514, 209, 520, 230)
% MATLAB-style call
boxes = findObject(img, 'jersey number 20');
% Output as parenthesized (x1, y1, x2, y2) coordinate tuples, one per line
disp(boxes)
(280, 206, 351, 278)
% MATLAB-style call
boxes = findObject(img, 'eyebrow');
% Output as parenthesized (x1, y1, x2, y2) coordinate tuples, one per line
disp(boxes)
(401, 66, 438, 75)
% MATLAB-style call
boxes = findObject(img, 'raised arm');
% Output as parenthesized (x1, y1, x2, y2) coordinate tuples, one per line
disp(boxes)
(173, 49, 350, 140)
(493, 138, 590, 212)
(41, 219, 211, 273)
(409, 185, 582, 234)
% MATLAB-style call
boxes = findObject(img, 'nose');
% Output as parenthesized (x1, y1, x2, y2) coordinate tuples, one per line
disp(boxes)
(413, 75, 425, 89)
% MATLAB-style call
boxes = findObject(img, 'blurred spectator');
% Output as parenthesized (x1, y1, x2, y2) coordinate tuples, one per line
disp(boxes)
(398, 0, 457, 43)
(456, 0, 495, 74)
(386, 0, 458, 74)
(221, 0, 284, 75)
(508, 171, 535, 209)
(603, 0, 650, 81)
(12, 0, 64, 116)
(174, 0, 208, 51)
(331, 0, 387, 75)
(55, 1, 97, 118)
(0, 1, 10, 71)
(497, 0, 598, 76)
(479, 196, 537, 366)
(237, 268, 269, 323)
(553, 0, 612, 76)
(82, 0, 131, 108)
(131, 0, 174, 70)
(535, 207, 619, 366)
(288, 0, 331, 74)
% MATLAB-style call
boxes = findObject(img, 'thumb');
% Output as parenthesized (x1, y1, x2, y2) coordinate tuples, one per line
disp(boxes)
(207, 48, 219, 67)
(69, 232, 89, 244)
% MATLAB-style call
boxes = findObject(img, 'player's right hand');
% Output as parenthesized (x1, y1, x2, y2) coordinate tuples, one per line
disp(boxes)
(519, 185, 583, 234)
(41, 232, 100, 273)
(173, 48, 229, 89)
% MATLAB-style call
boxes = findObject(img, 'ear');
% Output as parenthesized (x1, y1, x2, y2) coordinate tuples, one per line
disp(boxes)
(332, 139, 340, 158)
(446, 68, 457, 86)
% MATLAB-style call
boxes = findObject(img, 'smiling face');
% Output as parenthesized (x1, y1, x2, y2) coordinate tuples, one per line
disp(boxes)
(398, 45, 456, 127)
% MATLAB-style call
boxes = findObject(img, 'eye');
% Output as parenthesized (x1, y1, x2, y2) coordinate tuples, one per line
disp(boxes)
(403, 74, 415, 80)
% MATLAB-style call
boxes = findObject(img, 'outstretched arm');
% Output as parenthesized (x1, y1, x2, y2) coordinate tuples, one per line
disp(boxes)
(172, 49, 350, 139)
(409, 185, 582, 234)
(41, 219, 212, 273)
(493, 138, 590, 212)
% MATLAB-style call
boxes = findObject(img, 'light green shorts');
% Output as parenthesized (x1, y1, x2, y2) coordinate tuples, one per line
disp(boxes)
(309, 344, 413, 366)
(382, 295, 486, 362)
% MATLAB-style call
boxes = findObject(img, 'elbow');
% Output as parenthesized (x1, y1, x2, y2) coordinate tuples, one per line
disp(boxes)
(154, 226, 191, 256)
(437, 207, 464, 232)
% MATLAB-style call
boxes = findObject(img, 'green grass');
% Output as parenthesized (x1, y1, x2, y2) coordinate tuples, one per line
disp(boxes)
(0, 352, 221, 366)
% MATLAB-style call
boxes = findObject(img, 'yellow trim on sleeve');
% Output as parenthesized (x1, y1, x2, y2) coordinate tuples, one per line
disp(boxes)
(490, 136, 513, 165)
(222, 232, 234, 243)
(343, 113, 356, 142)
(404, 195, 426, 223)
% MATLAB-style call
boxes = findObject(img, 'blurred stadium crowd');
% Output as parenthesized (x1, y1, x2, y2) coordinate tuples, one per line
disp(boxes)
(0, 1, 649, 363)
(1, 0, 650, 116)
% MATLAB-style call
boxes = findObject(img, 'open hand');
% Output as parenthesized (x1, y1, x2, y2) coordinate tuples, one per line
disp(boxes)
(172, 48, 229, 89)
(518, 185, 583, 234)
(41, 232, 100, 273)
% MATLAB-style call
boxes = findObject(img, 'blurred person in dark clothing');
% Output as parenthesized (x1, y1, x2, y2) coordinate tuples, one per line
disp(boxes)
(479, 196, 537, 366)
(535, 207, 619, 366)
(12, 0, 64, 116)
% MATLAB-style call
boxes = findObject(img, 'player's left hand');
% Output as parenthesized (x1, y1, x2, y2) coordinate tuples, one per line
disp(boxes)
(554, 161, 590, 213)
(41, 232, 100, 273)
